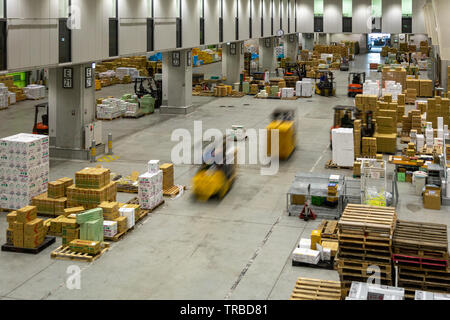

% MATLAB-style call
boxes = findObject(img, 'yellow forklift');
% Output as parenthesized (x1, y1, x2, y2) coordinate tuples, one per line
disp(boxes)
(192, 137, 237, 201)
(266, 108, 297, 160)
(315, 70, 336, 97)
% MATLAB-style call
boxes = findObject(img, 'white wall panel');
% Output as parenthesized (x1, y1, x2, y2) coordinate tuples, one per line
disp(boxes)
(182, 0, 200, 48)
(119, 0, 148, 55)
(324, 0, 342, 33)
(72, 0, 110, 63)
(252, 0, 262, 37)
(353, 0, 371, 34)
(281, 0, 288, 32)
(289, 0, 296, 33)
(223, 0, 237, 42)
(413, 0, 427, 34)
(7, 0, 59, 70)
(154, 0, 178, 50)
(263, 0, 272, 37)
(382, 0, 401, 34)
(298, 0, 313, 33)
(239, 0, 250, 40)
(433, 0, 450, 60)
(273, 0, 280, 32)
(205, 0, 220, 44)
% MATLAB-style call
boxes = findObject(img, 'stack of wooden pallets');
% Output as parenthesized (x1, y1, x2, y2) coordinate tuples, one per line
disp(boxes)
(290, 277, 343, 300)
(393, 220, 450, 299)
(337, 204, 397, 296)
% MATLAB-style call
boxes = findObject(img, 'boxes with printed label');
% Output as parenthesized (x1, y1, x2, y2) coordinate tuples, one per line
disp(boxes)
(0, 133, 49, 210)
(69, 240, 102, 255)
(138, 168, 163, 210)
(99, 201, 120, 220)
(103, 221, 118, 238)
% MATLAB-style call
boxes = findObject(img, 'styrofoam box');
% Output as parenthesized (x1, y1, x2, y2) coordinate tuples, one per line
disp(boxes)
(298, 238, 311, 249)
(119, 207, 135, 229)
(292, 248, 320, 265)
(103, 221, 118, 237)
(148, 160, 160, 173)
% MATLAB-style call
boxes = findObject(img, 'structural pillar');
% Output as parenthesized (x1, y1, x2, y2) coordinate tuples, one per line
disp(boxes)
(302, 33, 314, 51)
(161, 50, 193, 115)
(221, 42, 244, 85)
(48, 63, 102, 160)
(284, 34, 299, 62)
(259, 37, 276, 72)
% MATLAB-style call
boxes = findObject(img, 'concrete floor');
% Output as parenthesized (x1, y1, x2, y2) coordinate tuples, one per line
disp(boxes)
(0, 54, 449, 300)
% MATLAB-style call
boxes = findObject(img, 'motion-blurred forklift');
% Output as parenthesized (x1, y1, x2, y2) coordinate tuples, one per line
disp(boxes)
(266, 108, 297, 160)
(347, 72, 365, 98)
(192, 137, 237, 201)
(32, 102, 49, 135)
(315, 71, 336, 97)
(285, 63, 307, 80)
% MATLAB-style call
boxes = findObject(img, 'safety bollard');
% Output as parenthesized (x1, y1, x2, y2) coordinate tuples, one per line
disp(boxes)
(90, 140, 96, 163)
(108, 133, 113, 155)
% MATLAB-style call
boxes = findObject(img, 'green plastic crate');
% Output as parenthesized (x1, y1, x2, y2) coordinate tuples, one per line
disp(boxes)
(311, 196, 324, 206)
(397, 172, 406, 182)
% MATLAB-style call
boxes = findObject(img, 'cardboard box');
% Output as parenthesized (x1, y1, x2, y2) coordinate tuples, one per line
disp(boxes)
(322, 240, 338, 257)
(60, 217, 78, 229)
(114, 216, 128, 234)
(16, 206, 37, 223)
(62, 227, 80, 239)
(75, 168, 111, 189)
(13, 221, 24, 248)
(160, 163, 174, 190)
(23, 233, 45, 249)
(69, 240, 102, 255)
(48, 180, 65, 199)
(64, 207, 85, 216)
(24, 218, 44, 236)
(103, 221, 118, 238)
(424, 189, 441, 210)
(291, 194, 305, 205)
(6, 228, 13, 244)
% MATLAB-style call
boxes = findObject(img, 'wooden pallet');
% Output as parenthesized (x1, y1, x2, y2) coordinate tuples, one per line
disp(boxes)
(337, 258, 392, 273)
(393, 254, 448, 271)
(96, 115, 122, 121)
(339, 232, 392, 247)
(318, 220, 339, 240)
(1, 236, 56, 254)
(117, 184, 138, 194)
(325, 160, 353, 170)
(104, 208, 150, 242)
(398, 269, 450, 287)
(290, 277, 343, 300)
(163, 185, 186, 198)
(338, 204, 397, 237)
(51, 242, 110, 262)
(338, 249, 392, 264)
(398, 280, 450, 296)
(393, 220, 448, 260)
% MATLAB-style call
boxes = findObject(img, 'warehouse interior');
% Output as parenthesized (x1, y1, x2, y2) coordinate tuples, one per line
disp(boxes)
(1, 0, 450, 302)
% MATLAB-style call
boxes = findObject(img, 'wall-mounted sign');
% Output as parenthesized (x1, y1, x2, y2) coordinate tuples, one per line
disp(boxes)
(187, 51, 192, 67)
(230, 43, 237, 55)
(172, 51, 181, 67)
(85, 67, 93, 88)
(63, 67, 73, 89)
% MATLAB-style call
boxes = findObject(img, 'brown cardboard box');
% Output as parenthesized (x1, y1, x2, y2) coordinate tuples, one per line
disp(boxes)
(24, 219, 44, 236)
(13, 222, 24, 248)
(69, 240, 101, 255)
(424, 189, 441, 210)
(16, 206, 37, 223)
(48, 180, 65, 199)
(291, 194, 306, 205)
(6, 228, 13, 244)
(322, 241, 338, 257)
(50, 216, 66, 234)
(64, 207, 85, 216)
(62, 227, 80, 239)
(58, 177, 74, 196)
(353, 161, 361, 177)
(60, 218, 78, 229)
(114, 216, 128, 234)
(160, 163, 174, 190)
(23, 233, 45, 249)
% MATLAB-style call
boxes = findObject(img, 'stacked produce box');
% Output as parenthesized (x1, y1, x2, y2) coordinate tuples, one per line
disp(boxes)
(6, 206, 47, 249)
(138, 160, 163, 210)
(0, 133, 49, 210)
(337, 204, 397, 296)
(66, 168, 117, 209)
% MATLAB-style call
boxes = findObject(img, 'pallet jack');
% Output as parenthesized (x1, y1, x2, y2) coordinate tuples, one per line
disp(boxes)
(299, 203, 317, 221)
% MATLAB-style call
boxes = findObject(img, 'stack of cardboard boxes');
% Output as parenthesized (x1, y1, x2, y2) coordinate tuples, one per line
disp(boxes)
(402, 109, 422, 136)
(419, 80, 433, 98)
(32, 177, 73, 216)
(7, 206, 46, 249)
(66, 168, 117, 209)
(382, 67, 407, 91)
(419, 41, 430, 56)
(426, 97, 450, 128)
(139, 160, 163, 210)
(406, 79, 420, 95)
(355, 94, 378, 120)
(0, 75, 26, 103)
(61, 217, 79, 246)
(362, 137, 377, 159)
(406, 89, 417, 104)
(160, 163, 174, 191)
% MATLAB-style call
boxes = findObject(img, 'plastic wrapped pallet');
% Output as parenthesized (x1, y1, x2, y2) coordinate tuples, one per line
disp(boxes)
(301, 79, 314, 97)
(0, 134, 49, 210)
(295, 81, 302, 97)
(281, 87, 294, 98)
(23, 85, 45, 100)
(332, 128, 354, 167)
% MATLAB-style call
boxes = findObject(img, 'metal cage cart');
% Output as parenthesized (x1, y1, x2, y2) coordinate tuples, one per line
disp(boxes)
(360, 159, 399, 207)
(287, 173, 346, 220)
